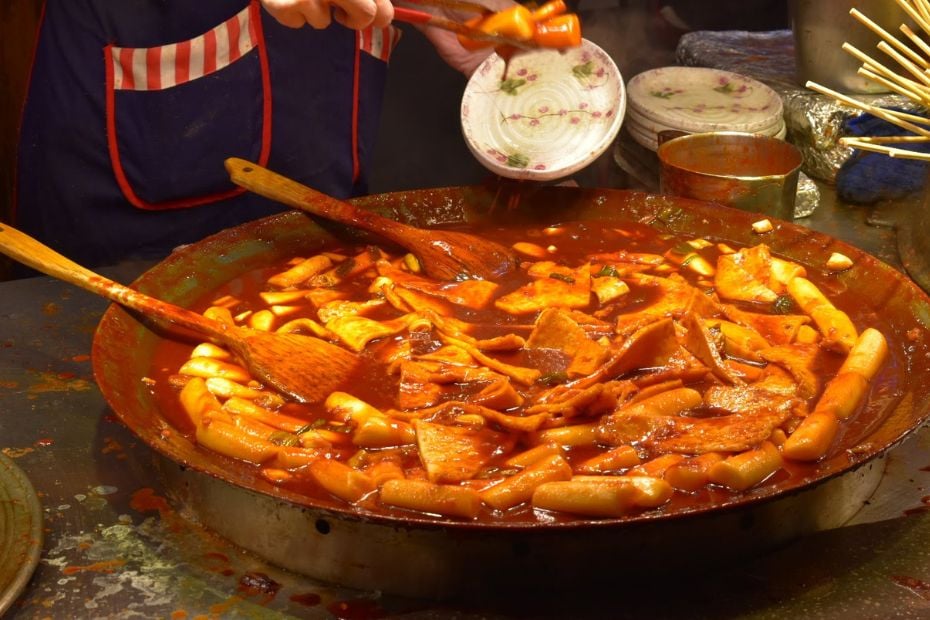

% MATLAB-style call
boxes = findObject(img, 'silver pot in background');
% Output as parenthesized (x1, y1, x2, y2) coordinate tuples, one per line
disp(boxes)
(790, 0, 910, 94)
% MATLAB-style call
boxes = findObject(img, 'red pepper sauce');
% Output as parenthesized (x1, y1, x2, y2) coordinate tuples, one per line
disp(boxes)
(146, 220, 904, 524)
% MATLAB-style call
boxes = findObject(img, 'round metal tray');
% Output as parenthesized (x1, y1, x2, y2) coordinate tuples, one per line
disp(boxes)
(93, 185, 930, 599)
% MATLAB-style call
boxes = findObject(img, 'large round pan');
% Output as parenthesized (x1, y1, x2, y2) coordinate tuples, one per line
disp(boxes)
(93, 185, 930, 599)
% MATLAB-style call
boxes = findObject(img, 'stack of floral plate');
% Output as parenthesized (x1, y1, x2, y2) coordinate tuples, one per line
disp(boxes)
(624, 66, 785, 152)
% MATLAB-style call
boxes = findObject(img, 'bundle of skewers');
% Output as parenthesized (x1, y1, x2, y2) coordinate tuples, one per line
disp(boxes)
(806, 0, 930, 162)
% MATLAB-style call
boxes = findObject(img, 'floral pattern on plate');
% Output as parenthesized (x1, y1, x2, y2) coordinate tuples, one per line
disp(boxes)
(461, 40, 625, 181)
(627, 66, 783, 133)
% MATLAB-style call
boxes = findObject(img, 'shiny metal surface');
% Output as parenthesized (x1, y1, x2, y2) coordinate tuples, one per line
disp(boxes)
(93, 184, 930, 524)
(159, 453, 886, 599)
(789, 0, 909, 94)
(657, 131, 802, 219)
(4, 179, 930, 617)
(80, 181, 930, 601)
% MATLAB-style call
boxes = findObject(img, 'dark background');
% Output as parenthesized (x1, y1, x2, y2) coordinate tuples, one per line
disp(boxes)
(367, 0, 789, 193)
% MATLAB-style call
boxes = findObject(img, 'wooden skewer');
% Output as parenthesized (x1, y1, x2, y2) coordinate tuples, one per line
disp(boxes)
(900, 24, 930, 61)
(811, 4, 930, 163)
(841, 137, 930, 161)
(843, 135, 930, 144)
(805, 81, 930, 138)
(850, 8, 930, 70)
(874, 106, 930, 126)
(838, 40, 930, 112)
(877, 40, 930, 89)
(857, 57, 930, 99)
(858, 67, 930, 104)
(894, 0, 930, 39)
(913, 0, 930, 22)
(844, 41, 930, 87)
(876, 41, 930, 86)
(844, 41, 930, 95)
(856, 60, 930, 108)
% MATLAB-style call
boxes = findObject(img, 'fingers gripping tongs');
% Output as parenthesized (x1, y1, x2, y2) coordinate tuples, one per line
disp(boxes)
(391, 0, 539, 49)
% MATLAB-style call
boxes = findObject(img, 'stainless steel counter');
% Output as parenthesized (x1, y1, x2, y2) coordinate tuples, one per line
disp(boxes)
(3, 164, 930, 619)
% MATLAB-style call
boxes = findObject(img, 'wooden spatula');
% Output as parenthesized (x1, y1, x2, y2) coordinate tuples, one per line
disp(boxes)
(0, 223, 359, 404)
(225, 157, 517, 281)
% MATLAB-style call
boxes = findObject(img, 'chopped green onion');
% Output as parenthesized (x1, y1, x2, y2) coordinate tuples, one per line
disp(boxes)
(537, 371, 569, 386)
(773, 295, 796, 315)
(334, 257, 356, 277)
(269, 431, 300, 447)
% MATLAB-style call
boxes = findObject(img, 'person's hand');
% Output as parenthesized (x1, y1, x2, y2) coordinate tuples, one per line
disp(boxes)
(419, 28, 495, 77)
(416, 0, 517, 77)
(262, 0, 394, 30)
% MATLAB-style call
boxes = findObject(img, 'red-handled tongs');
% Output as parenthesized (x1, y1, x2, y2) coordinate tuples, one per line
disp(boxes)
(392, 0, 539, 49)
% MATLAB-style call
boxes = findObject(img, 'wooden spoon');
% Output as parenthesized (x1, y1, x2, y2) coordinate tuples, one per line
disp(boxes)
(0, 223, 359, 404)
(225, 157, 517, 281)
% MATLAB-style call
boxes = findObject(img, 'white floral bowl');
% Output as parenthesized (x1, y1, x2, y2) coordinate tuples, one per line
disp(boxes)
(461, 39, 625, 181)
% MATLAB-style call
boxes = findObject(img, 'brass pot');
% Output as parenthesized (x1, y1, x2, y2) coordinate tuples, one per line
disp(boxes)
(657, 131, 803, 220)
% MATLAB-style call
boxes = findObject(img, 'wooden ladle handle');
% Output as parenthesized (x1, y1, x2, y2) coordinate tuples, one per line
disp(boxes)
(0, 223, 100, 288)
(225, 157, 407, 243)
(0, 223, 227, 341)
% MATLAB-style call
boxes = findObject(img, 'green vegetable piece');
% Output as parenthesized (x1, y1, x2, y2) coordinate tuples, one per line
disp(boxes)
(773, 295, 796, 315)
(269, 431, 300, 447)
(537, 371, 569, 386)
(549, 273, 575, 284)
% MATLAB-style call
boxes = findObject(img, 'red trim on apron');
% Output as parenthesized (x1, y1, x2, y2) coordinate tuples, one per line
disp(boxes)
(145, 47, 161, 90)
(103, 1, 273, 211)
(110, 5, 256, 91)
(254, 2, 274, 171)
(351, 31, 362, 184)
(349, 25, 399, 185)
(358, 25, 401, 62)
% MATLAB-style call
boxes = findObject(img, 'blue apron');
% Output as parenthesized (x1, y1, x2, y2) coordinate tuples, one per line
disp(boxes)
(15, 0, 400, 267)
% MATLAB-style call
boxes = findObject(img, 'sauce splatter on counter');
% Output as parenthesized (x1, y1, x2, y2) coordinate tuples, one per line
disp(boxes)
(2, 447, 35, 459)
(23, 483, 352, 618)
(27, 370, 92, 395)
(892, 575, 930, 601)
(327, 598, 389, 620)
(62, 559, 127, 575)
